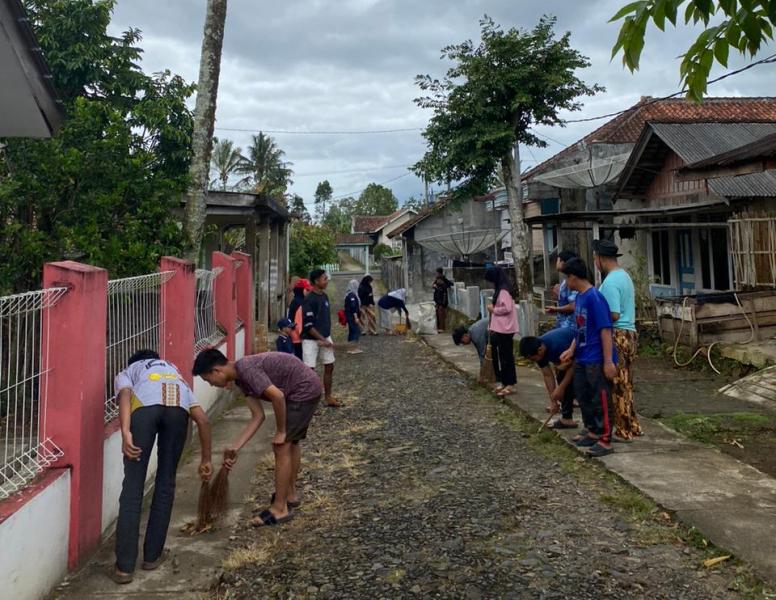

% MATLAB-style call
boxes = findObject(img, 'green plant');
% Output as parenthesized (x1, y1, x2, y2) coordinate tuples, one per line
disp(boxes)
(373, 243, 394, 260)
(289, 223, 336, 277)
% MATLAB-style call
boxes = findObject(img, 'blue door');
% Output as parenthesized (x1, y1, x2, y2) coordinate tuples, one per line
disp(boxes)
(677, 230, 695, 295)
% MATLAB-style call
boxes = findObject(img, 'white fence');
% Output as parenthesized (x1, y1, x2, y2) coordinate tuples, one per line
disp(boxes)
(104, 272, 174, 422)
(195, 268, 223, 353)
(0, 288, 67, 499)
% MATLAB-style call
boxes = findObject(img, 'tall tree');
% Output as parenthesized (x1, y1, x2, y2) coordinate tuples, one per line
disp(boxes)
(314, 180, 333, 223)
(611, 0, 776, 101)
(290, 194, 311, 222)
(289, 223, 337, 277)
(414, 16, 601, 299)
(237, 132, 293, 196)
(183, 0, 227, 262)
(322, 203, 351, 234)
(353, 183, 398, 215)
(0, 0, 193, 293)
(210, 137, 244, 190)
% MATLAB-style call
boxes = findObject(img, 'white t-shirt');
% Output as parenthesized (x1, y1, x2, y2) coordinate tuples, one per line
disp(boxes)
(114, 359, 198, 412)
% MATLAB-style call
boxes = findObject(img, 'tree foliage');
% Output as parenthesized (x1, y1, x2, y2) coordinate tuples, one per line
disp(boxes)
(314, 180, 333, 222)
(353, 183, 398, 216)
(414, 16, 602, 199)
(289, 223, 337, 277)
(0, 0, 194, 293)
(611, 0, 776, 101)
(290, 194, 311, 222)
(237, 132, 293, 197)
(373, 243, 395, 260)
(321, 204, 352, 234)
(210, 137, 245, 190)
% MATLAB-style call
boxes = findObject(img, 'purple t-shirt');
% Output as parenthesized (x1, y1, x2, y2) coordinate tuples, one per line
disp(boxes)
(235, 353, 322, 404)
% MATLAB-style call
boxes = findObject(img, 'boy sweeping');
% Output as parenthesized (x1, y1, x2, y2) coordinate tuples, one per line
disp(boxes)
(112, 350, 212, 584)
(193, 349, 322, 526)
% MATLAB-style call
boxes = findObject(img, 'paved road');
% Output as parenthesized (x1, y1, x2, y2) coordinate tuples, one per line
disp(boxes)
(217, 332, 743, 599)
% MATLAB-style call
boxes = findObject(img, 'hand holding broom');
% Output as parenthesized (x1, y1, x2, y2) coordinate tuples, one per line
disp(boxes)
(209, 448, 238, 519)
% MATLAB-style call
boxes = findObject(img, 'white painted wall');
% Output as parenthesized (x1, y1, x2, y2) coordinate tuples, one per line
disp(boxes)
(235, 329, 245, 360)
(0, 470, 70, 600)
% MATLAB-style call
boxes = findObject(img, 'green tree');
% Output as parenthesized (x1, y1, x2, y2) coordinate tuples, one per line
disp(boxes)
(289, 223, 337, 277)
(321, 203, 351, 234)
(611, 0, 776, 101)
(353, 183, 398, 216)
(210, 137, 244, 190)
(290, 194, 311, 222)
(237, 132, 293, 197)
(414, 16, 601, 299)
(403, 195, 426, 212)
(314, 180, 333, 222)
(0, 0, 193, 294)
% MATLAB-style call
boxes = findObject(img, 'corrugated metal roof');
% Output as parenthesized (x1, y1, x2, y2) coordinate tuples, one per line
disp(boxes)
(708, 171, 776, 198)
(651, 122, 776, 164)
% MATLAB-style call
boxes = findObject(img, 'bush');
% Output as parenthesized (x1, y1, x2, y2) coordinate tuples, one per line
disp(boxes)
(289, 223, 336, 277)
(373, 243, 395, 260)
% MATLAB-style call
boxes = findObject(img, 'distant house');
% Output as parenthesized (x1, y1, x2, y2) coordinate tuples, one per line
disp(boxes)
(520, 97, 776, 292)
(334, 233, 373, 271)
(351, 207, 417, 251)
(0, 0, 63, 137)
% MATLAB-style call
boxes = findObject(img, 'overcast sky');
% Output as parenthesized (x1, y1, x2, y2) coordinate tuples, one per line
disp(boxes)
(109, 0, 773, 211)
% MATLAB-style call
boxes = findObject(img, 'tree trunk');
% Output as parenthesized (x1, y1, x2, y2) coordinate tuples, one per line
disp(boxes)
(183, 0, 228, 262)
(502, 143, 532, 301)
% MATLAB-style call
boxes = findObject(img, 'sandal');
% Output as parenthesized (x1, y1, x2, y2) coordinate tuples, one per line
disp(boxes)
(587, 443, 615, 458)
(548, 420, 577, 430)
(110, 567, 133, 585)
(575, 436, 599, 448)
(271, 492, 301, 509)
(496, 387, 514, 397)
(251, 509, 294, 527)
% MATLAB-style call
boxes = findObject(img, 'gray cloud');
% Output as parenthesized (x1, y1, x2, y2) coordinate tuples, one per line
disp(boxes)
(109, 0, 776, 208)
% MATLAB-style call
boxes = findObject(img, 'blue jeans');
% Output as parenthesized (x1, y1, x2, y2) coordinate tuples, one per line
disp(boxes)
(347, 315, 361, 342)
(115, 405, 189, 573)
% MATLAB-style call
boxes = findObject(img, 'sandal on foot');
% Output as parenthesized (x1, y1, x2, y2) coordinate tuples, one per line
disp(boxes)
(575, 436, 599, 447)
(587, 443, 615, 458)
(549, 420, 577, 430)
(325, 399, 342, 408)
(271, 492, 301, 509)
(142, 549, 169, 571)
(251, 509, 294, 527)
(110, 567, 134, 585)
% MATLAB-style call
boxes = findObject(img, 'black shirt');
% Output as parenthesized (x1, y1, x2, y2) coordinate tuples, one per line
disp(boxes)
(433, 276, 454, 307)
(302, 291, 331, 339)
(358, 282, 374, 306)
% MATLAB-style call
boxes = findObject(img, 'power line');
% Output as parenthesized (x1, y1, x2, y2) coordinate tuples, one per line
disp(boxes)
(329, 171, 414, 202)
(215, 126, 423, 135)
(295, 164, 411, 178)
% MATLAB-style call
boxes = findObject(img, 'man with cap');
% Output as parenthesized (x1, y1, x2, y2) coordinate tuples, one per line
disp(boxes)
(558, 258, 617, 458)
(275, 317, 296, 355)
(594, 239, 643, 440)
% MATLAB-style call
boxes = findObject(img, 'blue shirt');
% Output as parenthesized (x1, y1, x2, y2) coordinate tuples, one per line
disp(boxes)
(378, 295, 407, 313)
(574, 287, 617, 365)
(556, 280, 578, 329)
(536, 328, 577, 369)
(275, 334, 295, 354)
(599, 268, 636, 332)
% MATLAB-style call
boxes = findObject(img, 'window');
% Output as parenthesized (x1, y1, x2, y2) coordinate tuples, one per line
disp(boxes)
(651, 230, 671, 286)
(698, 227, 731, 291)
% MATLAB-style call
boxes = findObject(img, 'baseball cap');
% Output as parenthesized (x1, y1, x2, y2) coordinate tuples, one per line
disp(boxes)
(277, 317, 294, 330)
(293, 278, 312, 291)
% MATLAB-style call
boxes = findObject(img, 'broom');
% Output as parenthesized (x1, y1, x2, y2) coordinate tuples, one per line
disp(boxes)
(479, 331, 496, 385)
(181, 471, 214, 535)
(209, 448, 237, 519)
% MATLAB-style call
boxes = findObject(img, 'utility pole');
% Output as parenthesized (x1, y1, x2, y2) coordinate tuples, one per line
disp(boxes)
(424, 177, 429, 206)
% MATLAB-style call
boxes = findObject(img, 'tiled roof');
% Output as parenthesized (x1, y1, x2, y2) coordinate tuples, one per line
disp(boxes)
(352, 215, 393, 233)
(335, 233, 372, 245)
(525, 97, 776, 181)
(388, 198, 451, 238)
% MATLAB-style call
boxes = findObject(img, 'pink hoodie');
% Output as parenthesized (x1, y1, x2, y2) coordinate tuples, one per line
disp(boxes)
(489, 289, 519, 334)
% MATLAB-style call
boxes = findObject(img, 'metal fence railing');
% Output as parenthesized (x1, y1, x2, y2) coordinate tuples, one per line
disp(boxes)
(195, 268, 224, 354)
(104, 272, 174, 423)
(1, 288, 68, 499)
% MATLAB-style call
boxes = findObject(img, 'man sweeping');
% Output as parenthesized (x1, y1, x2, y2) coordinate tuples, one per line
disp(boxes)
(112, 350, 212, 584)
(193, 349, 322, 527)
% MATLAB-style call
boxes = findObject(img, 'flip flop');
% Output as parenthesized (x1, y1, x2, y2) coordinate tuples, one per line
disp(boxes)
(271, 492, 301, 509)
(587, 443, 615, 458)
(251, 509, 294, 527)
(575, 436, 599, 447)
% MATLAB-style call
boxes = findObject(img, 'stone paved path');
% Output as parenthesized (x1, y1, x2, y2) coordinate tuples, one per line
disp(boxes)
(216, 333, 749, 599)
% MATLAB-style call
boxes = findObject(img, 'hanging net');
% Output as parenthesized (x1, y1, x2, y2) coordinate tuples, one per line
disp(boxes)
(415, 229, 508, 257)
(533, 152, 631, 189)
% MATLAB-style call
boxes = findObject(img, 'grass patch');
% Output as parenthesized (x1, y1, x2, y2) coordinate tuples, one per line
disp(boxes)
(599, 489, 656, 521)
(222, 542, 272, 570)
(665, 412, 771, 444)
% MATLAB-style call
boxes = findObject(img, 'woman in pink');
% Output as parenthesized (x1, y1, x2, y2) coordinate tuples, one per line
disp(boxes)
(486, 267, 518, 397)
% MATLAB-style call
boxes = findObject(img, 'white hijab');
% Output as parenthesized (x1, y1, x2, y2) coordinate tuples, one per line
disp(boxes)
(346, 279, 360, 305)
(388, 288, 406, 302)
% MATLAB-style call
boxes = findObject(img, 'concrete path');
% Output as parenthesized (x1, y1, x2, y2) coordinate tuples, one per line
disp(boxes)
(421, 330, 776, 584)
(49, 401, 273, 599)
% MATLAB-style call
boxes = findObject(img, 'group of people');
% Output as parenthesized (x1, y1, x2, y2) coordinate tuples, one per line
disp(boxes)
(453, 239, 642, 458)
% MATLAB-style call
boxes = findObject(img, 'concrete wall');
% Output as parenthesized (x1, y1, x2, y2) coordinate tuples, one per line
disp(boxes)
(0, 470, 70, 600)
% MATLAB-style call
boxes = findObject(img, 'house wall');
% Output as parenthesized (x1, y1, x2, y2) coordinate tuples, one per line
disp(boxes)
(379, 212, 416, 248)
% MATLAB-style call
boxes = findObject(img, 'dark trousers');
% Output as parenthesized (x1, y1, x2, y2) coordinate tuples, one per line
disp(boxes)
(435, 304, 447, 331)
(573, 364, 614, 444)
(491, 331, 517, 386)
(293, 343, 303, 360)
(556, 369, 576, 420)
(347, 316, 361, 342)
(115, 405, 189, 573)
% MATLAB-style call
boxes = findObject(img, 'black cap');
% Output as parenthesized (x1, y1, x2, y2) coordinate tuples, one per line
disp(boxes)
(593, 239, 621, 257)
(560, 258, 589, 280)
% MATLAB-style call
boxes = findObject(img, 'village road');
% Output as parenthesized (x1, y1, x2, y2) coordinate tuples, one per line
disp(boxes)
(217, 331, 743, 599)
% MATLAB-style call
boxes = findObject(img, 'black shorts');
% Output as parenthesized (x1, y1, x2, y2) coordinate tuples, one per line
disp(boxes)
(286, 400, 319, 443)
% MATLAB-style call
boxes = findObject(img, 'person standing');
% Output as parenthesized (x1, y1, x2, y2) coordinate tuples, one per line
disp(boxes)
(594, 239, 643, 440)
(287, 278, 311, 360)
(377, 288, 411, 334)
(559, 258, 617, 458)
(485, 267, 518, 397)
(358, 275, 378, 335)
(112, 350, 212, 584)
(432, 267, 454, 332)
(302, 269, 339, 407)
(546, 250, 578, 329)
(275, 318, 296, 355)
(344, 279, 363, 354)
(193, 350, 322, 527)
(519, 329, 578, 429)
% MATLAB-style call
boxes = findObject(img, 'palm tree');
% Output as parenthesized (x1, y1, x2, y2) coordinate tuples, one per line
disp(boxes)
(237, 132, 293, 197)
(210, 137, 244, 190)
